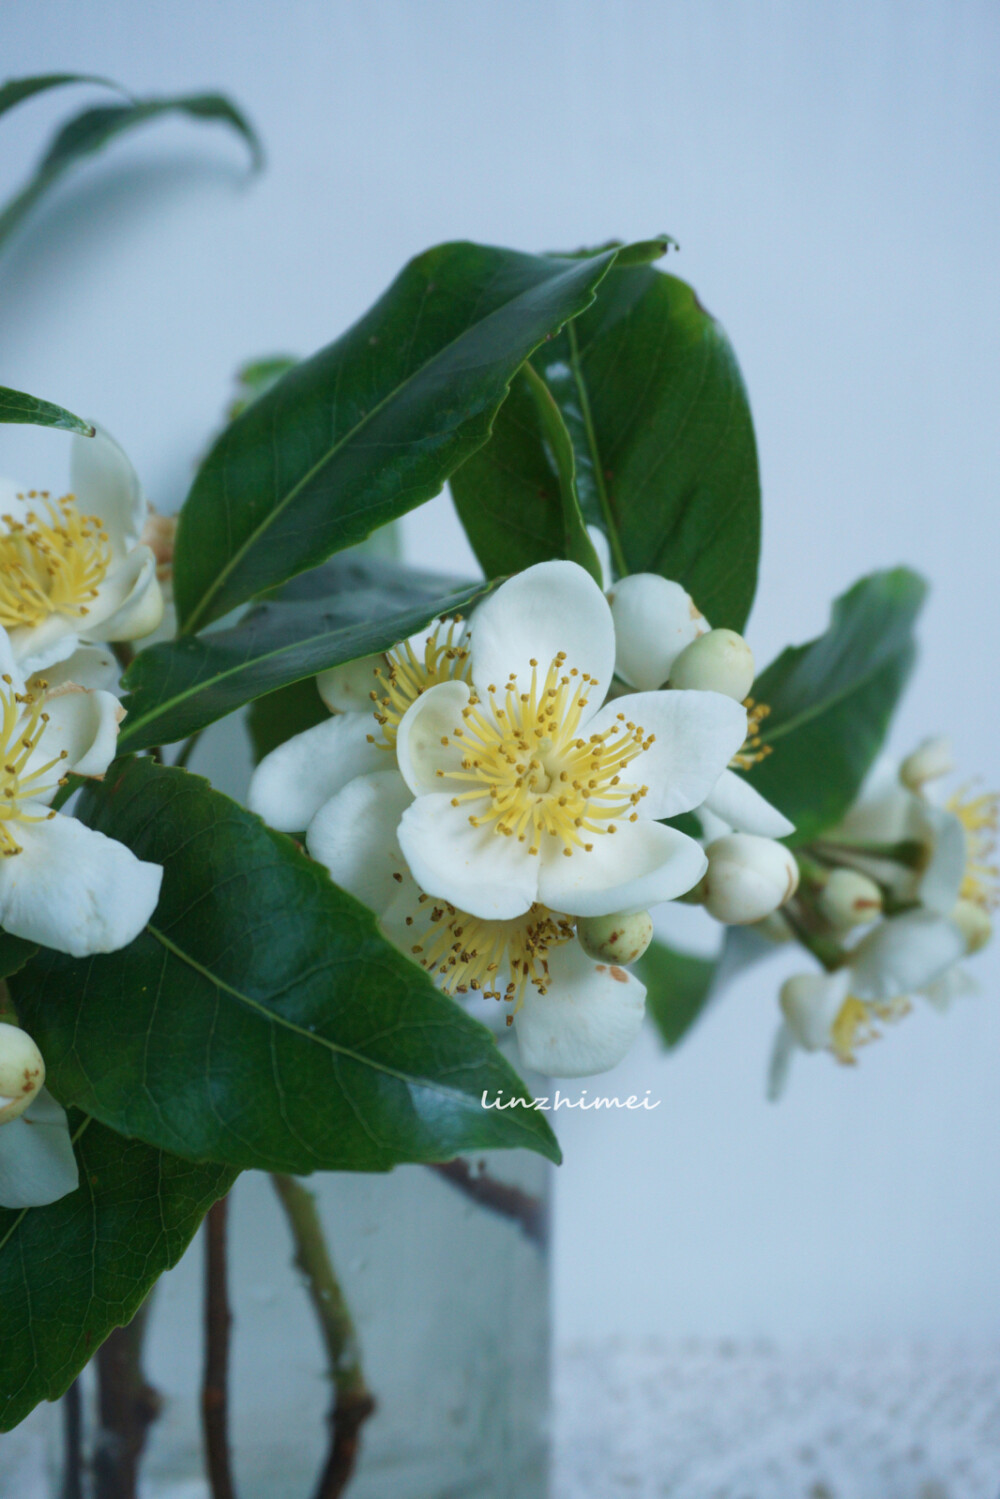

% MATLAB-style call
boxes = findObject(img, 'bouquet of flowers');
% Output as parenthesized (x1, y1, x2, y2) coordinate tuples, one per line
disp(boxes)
(0, 74, 993, 1497)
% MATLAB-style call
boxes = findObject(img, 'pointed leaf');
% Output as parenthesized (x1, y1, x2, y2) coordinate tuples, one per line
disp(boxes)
(638, 940, 718, 1048)
(0, 383, 94, 436)
(0, 73, 126, 121)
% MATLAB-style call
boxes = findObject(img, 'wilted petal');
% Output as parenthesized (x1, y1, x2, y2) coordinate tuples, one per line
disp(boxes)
(514, 940, 647, 1077)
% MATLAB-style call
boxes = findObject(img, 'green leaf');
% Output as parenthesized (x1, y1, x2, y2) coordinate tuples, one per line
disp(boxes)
(0, 382, 94, 436)
(0, 90, 260, 251)
(0, 931, 37, 981)
(744, 568, 927, 841)
(0, 1112, 234, 1432)
(0, 73, 127, 121)
(451, 361, 602, 582)
(452, 263, 761, 629)
(638, 940, 718, 1048)
(227, 354, 298, 422)
(247, 675, 329, 763)
(15, 759, 560, 1171)
(119, 556, 487, 753)
(173, 241, 623, 633)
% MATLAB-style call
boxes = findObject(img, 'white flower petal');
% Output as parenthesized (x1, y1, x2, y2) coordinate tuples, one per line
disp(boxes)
(920, 965, 977, 1012)
(247, 712, 386, 832)
(916, 805, 967, 914)
(395, 679, 470, 796)
(850, 909, 967, 1000)
(586, 525, 612, 589)
(306, 770, 413, 915)
(83, 546, 164, 643)
(828, 756, 915, 845)
(779, 969, 851, 1050)
(701, 768, 795, 838)
(609, 573, 707, 690)
(22, 686, 122, 792)
(0, 626, 27, 695)
(0, 1089, 79, 1209)
(70, 425, 146, 555)
(468, 561, 616, 719)
(6, 614, 79, 678)
(397, 793, 539, 919)
(0, 810, 162, 956)
(514, 939, 647, 1077)
(32, 644, 120, 694)
(316, 654, 385, 714)
(537, 819, 707, 917)
(588, 689, 748, 821)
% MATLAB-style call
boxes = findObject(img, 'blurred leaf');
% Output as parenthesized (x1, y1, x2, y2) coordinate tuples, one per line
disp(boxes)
(0, 73, 126, 121)
(639, 940, 718, 1048)
(0, 382, 94, 435)
(173, 241, 622, 632)
(119, 556, 488, 752)
(16, 759, 561, 1172)
(0, 90, 260, 251)
(226, 354, 298, 422)
(453, 263, 761, 628)
(744, 568, 927, 841)
(0, 1112, 234, 1432)
(0, 931, 37, 980)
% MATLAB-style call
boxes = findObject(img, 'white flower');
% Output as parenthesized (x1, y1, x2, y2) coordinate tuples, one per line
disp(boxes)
(768, 907, 969, 1097)
(305, 766, 648, 1077)
(392, 561, 747, 921)
(0, 1021, 78, 1208)
(0, 426, 163, 676)
(0, 629, 163, 956)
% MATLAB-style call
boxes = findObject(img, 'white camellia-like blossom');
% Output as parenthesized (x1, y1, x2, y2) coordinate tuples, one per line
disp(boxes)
(0, 1021, 78, 1209)
(0, 426, 163, 677)
(0, 628, 163, 956)
(303, 767, 648, 1077)
(391, 561, 748, 921)
(768, 907, 971, 1097)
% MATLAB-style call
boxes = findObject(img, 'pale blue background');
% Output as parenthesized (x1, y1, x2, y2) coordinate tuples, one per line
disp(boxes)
(1, 1, 997, 1343)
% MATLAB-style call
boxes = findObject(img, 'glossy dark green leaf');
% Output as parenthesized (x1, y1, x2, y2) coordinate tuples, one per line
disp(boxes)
(0, 931, 37, 980)
(453, 264, 761, 628)
(173, 242, 622, 632)
(638, 940, 718, 1048)
(0, 73, 126, 121)
(16, 759, 560, 1171)
(744, 568, 927, 842)
(0, 383, 94, 435)
(0, 1112, 234, 1432)
(119, 556, 487, 753)
(226, 354, 298, 422)
(0, 90, 260, 251)
(247, 675, 329, 763)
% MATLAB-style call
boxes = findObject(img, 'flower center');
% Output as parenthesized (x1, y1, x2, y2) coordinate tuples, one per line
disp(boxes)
(947, 785, 999, 909)
(0, 492, 111, 631)
(730, 696, 772, 771)
(0, 676, 66, 856)
(829, 995, 879, 1064)
(368, 619, 471, 746)
(440, 653, 650, 859)
(400, 889, 574, 1011)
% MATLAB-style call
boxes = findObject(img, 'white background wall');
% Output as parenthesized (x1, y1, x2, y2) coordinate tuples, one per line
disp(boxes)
(1, 0, 997, 1344)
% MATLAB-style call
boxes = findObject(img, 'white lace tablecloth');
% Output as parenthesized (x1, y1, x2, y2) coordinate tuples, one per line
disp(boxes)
(6, 1340, 1000, 1496)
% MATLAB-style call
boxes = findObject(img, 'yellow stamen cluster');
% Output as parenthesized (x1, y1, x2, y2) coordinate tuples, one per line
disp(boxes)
(368, 618, 471, 747)
(829, 992, 910, 1065)
(947, 784, 999, 909)
(0, 492, 111, 630)
(0, 676, 65, 857)
(730, 696, 772, 771)
(400, 887, 574, 1011)
(441, 653, 651, 859)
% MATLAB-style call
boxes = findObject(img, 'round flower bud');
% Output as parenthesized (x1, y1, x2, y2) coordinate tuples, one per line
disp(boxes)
(0, 1022, 45, 1125)
(818, 868, 883, 928)
(900, 736, 953, 791)
(703, 834, 799, 925)
(577, 910, 654, 966)
(669, 628, 755, 701)
(951, 898, 992, 955)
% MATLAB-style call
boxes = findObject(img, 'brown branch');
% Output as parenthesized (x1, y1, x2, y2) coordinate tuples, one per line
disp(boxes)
(202, 1195, 239, 1499)
(428, 1159, 548, 1248)
(93, 1299, 162, 1499)
(270, 1174, 375, 1499)
(60, 1379, 84, 1499)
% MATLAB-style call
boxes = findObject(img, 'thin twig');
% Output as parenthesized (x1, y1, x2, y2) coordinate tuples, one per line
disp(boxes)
(173, 729, 204, 770)
(428, 1159, 548, 1248)
(60, 1379, 84, 1499)
(93, 1299, 162, 1499)
(202, 1195, 239, 1499)
(270, 1174, 375, 1499)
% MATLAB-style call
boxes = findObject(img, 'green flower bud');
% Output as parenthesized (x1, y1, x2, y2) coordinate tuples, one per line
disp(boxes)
(577, 911, 654, 966)
(669, 628, 755, 701)
(0, 1022, 45, 1125)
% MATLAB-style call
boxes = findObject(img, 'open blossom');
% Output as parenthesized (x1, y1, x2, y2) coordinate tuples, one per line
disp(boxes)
(0, 426, 163, 677)
(0, 628, 163, 956)
(304, 767, 647, 1077)
(0, 1021, 78, 1209)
